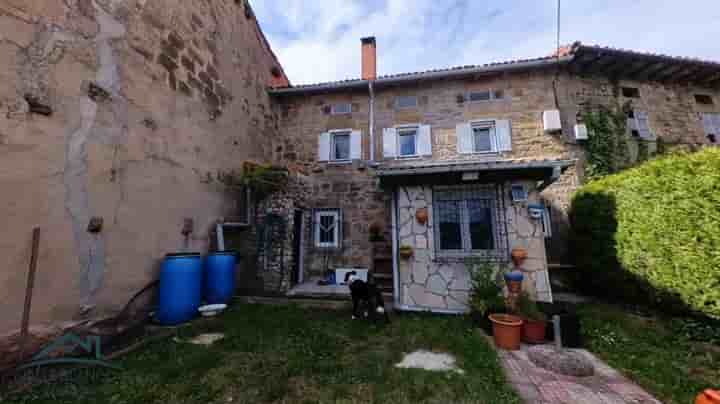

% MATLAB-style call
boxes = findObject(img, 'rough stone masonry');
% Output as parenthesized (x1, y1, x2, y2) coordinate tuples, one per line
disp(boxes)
(0, 0, 286, 336)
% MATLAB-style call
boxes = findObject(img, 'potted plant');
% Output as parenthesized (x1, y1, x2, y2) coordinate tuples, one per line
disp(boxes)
(489, 313, 524, 350)
(517, 292, 547, 344)
(399, 245, 413, 259)
(467, 262, 503, 334)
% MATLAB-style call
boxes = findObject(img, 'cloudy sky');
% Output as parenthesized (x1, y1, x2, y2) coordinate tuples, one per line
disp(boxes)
(250, 0, 720, 85)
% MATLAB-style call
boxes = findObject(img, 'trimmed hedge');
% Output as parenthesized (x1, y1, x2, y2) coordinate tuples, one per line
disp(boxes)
(570, 148, 720, 319)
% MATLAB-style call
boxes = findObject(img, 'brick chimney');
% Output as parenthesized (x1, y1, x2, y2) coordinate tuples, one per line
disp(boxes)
(361, 37, 377, 80)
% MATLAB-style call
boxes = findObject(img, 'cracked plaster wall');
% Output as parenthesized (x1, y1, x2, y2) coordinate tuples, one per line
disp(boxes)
(396, 182, 549, 312)
(0, 0, 283, 334)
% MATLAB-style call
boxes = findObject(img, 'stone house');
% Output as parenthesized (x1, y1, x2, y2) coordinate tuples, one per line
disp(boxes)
(263, 39, 720, 313)
(1, 0, 720, 345)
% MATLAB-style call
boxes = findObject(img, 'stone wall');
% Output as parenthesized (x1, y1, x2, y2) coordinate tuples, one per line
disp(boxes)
(271, 93, 390, 278)
(273, 68, 720, 268)
(0, 0, 285, 334)
(396, 181, 549, 312)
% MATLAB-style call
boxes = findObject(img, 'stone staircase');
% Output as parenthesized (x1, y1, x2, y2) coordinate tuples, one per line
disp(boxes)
(371, 242, 394, 300)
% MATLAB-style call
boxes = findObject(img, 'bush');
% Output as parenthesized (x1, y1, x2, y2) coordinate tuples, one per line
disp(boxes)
(570, 148, 720, 319)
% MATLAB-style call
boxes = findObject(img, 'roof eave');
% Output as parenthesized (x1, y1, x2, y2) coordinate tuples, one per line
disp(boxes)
(269, 55, 575, 96)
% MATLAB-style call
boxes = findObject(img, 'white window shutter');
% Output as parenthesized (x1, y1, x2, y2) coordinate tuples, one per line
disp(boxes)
(703, 113, 719, 135)
(634, 111, 653, 139)
(418, 125, 432, 156)
(456, 122, 472, 153)
(495, 119, 512, 152)
(318, 132, 330, 161)
(350, 130, 362, 160)
(535, 270, 553, 303)
(383, 127, 397, 158)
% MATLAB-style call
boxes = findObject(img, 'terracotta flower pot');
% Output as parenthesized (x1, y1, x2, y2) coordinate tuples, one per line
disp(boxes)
(511, 247, 528, 266)
(697, 390, 720, 404)
(415, 208, 428, 225)
(522, 319, 547, 344)
(489, 314, 523, 350)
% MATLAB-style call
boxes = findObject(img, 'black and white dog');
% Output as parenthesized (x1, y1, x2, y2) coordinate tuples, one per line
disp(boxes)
(344, 271, 390, 323)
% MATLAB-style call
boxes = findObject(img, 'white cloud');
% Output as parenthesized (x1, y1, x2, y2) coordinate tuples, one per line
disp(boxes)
(251, 0, 720, 85)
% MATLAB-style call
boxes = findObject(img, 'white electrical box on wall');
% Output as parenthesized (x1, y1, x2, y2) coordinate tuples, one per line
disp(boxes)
(574, 123, 589, 141)
(543, 110, 562, 133)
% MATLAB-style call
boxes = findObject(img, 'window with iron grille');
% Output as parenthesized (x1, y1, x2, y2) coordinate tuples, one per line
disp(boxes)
(314, 208, 342, 248)
(433, 185, 508, 260)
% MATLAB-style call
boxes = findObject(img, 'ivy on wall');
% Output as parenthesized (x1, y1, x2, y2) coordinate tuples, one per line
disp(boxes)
(582, 102, 631, 180)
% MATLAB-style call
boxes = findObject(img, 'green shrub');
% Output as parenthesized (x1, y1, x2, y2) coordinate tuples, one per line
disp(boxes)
(467, 260, 503, 315)
(570, 148, 720, 319)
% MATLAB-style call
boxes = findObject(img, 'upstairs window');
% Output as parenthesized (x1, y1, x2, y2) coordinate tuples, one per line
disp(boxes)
(397, 127, 418, 157)
(702, 113, 720, 144)
(457, 119, 512, 154)
(332, 132, 350, 160)
(314, 209, 341, 248)
(331, 103, 352, 114)
(622, 87, 640, 98)
(318, 130, 362, 162)
(383, 125, 432, 158)
(695, 94, 714, 105)
(472, 124, 494, 153)
(396, 95, 418, 109)
(627, 110, 654, 140)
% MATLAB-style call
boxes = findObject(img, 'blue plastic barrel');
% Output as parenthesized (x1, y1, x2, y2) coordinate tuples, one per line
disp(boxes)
(204, 252, 237, 304)
(156, 253, 203, 325)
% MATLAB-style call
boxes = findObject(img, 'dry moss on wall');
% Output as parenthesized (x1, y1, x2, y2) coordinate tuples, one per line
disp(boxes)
(570, 148, 720, 318)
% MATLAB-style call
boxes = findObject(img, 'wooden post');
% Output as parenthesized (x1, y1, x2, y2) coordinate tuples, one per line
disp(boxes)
(20, 227, 41, 360)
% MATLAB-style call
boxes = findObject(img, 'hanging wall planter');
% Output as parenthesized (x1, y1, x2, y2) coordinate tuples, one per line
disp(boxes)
(510, 247, 528, 267)
(415, 208, 428, 225)
(504, 270, 524, 293)
(399, 245, 414, 259)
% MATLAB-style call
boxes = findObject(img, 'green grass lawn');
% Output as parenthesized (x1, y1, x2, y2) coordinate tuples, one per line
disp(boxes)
(577, 303, 720, 404)
(5, 304, 520, 404)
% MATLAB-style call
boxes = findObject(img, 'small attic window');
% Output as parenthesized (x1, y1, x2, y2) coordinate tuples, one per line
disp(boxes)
(330, 103, 352, 115)
(695, 94, 714, 105)
(396, 96, 418, 109)
(270, 66, 282, 78)
(622, 87, 640, 98)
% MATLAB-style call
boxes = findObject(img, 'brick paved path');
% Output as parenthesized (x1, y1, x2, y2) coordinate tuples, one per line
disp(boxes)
(498, 344, 661, 404)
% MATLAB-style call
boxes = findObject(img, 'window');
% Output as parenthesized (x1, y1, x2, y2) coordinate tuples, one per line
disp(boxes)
(396, 96, 418, 109)
(314, 209, 341, 248)
(628, 110, 654, 139)
(702, 113, 720, 143)
(332, 132, 350, 161)
(331, 103, 352, 114)
(397, 127, 418, 157)
(457, 119, 512, 154)
(472, 123, 495, 153)
(433, 185, 506, 258)
(695, 94, 714, 105)
(468, 89, 504, 102)
(622, 87, 640, 98)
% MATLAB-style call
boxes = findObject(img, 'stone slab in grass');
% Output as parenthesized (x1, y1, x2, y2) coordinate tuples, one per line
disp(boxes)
(395, 350, 464, 374)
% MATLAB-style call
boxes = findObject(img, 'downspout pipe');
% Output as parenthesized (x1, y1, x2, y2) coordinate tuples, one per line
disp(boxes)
(368, 80, 375, 162)
(391, 187, 399, 306)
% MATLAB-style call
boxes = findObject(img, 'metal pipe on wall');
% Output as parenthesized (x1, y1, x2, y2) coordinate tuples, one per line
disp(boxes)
(368, 80, 375, 162)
